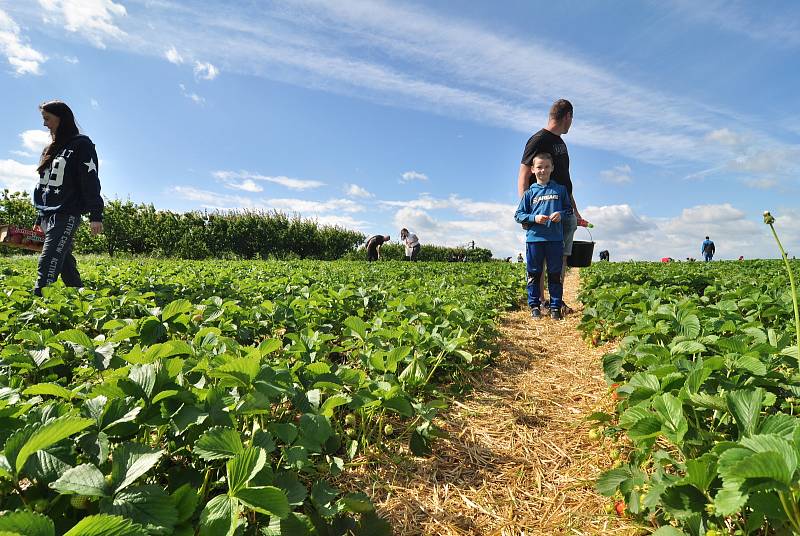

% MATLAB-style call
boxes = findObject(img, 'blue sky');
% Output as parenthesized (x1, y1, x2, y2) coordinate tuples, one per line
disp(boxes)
(1, 0, 799, 260)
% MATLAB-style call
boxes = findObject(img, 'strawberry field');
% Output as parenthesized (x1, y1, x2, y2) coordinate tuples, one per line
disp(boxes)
(580, 260, 800, 536)
(0, 257, 520, 535)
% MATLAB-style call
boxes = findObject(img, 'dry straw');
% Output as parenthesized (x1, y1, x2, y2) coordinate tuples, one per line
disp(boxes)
(340, 270, 643, 535)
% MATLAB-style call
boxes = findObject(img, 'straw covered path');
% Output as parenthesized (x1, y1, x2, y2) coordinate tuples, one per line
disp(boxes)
(349, 269, 641, 535)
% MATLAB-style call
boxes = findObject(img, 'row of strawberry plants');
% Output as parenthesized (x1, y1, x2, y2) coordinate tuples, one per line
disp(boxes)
(579, 260, 800, 536)
(0, 258, 522, 535)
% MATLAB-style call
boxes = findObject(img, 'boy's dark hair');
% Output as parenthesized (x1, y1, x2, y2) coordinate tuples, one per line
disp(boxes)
(532, 152, 553, 163)
(705, 236, 709, 239)
(549, 99, 573, 121)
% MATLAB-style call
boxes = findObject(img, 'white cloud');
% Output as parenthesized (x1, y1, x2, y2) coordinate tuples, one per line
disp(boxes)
(0, 9, 46, 75)
(379, 194, 453, 211)
(266, 197, 364, 213)
(225, 179, 263, 193)
(38, 0, 127, 49)
(165, 45, 183, 64)
(193, 60, 218, 80)
(90, 98, 99, 109)
(179, 83, 205, 105)
(706, 128, 742, 146)
(168, 186, 367, 227)
(10, 0, 798, 181)
(0, 159, 37, 193)
(213, 170, 324, 191)
(19, 129, 50, 154)
(600, 164, 632, 184)
(390, 204, 522, 256)
(400, 170, 428, 183)
(578, 202, 786, 261)
(345, 183, 373, 198)
(675, 203, 745, 224)
(377, 195, 792, 261)
(63, 55, 79, 64)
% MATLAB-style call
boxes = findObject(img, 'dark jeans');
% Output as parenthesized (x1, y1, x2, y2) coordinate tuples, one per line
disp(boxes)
(704, 253, 713, 262)
(34, 213, 82, 296)
(405, 245, 420, 261)
(526, 240, 563, 310)
(367, 249, 379, 261)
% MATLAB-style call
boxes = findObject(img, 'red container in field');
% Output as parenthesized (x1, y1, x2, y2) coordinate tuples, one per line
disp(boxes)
(0, 225, 45, 252)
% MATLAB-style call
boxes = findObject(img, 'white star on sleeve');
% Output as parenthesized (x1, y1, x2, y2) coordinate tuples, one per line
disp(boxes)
(54, 188, 60, 194)
(84, 159, 97, 174)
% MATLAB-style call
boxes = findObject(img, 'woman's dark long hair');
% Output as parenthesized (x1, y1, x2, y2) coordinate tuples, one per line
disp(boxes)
(37, 101, 80, 175)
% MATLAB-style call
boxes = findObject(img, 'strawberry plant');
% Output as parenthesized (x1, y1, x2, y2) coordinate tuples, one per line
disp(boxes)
(581, 250, 800, 535)
(0, 257, 521, 534)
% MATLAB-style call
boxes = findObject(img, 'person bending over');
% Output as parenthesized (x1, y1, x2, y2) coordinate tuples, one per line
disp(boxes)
(365, 234, 390, 261)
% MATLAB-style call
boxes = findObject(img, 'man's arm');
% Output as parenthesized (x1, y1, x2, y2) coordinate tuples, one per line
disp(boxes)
(517, 164, 532, 198)
(570, 194, 581, 221)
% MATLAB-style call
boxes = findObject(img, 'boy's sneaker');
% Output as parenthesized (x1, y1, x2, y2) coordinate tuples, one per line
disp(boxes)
(530, 307, 541, 319)
(551, 308, 563, 320)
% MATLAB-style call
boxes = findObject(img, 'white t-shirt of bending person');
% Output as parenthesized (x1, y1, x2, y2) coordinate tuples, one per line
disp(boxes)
(404, 233, 419, 256)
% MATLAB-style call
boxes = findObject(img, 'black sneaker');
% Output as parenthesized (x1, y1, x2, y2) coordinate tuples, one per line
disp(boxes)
(530, 307, 541, 319)
(551, 308, 563, 320)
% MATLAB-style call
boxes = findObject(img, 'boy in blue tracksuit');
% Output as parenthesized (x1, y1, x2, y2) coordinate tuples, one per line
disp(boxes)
(514, 152, 572, 319)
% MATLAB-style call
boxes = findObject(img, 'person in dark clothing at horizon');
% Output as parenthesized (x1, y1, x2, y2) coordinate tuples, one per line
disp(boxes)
(365, 234, 390, 261)
(701, 236, 715, 262)
(32, 100, 104, 296)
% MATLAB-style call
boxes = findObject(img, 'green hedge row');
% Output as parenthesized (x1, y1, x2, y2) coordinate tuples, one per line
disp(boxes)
(342, 242, 493, 262)
(1, 190, 493, 261)
(1, 191, 364, 260)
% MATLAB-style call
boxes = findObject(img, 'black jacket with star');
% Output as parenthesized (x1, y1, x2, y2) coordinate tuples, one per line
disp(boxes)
(34, 135, 104, 222)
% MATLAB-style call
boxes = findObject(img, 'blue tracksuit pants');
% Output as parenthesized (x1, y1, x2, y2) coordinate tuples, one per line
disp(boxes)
(526, 240, 563, 310)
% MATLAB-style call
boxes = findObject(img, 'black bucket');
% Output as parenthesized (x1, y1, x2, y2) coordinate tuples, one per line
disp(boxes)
(567, 227, 594, 268)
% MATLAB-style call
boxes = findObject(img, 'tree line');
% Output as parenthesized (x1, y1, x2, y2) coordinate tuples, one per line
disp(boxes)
(1, 191, 492, 261)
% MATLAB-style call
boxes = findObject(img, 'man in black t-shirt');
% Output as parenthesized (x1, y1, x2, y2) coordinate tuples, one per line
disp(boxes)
(517, 99, 582, 313)
(365, 235, 390, 261)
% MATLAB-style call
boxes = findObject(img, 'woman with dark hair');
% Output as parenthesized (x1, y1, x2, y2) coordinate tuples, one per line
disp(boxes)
(32, 100, 104, 296)
(400, 228, 420, 261)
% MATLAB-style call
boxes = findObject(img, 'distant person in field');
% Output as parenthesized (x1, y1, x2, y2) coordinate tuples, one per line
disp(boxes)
(515, 152, 571, 320)
(518, 99, 581, 314)
(400, 228, 420, 261)
(517, 253, 524, 263)
(32, 101, 104, 297)
(365, 234, 390, 261)
(599, 250, 610, 261)
(701, 236, 715, 262)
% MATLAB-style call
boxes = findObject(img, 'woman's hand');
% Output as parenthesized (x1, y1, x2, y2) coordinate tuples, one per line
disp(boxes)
(534, 215, 550, 224)
(89, 221, 104, 235)
(549, 212, 562, 223)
